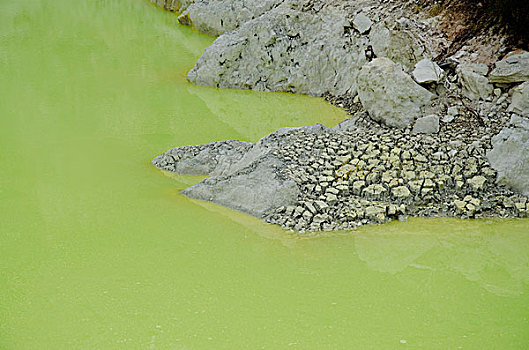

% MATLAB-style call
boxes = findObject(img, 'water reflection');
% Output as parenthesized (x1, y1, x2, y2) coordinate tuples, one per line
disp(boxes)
(186, 84, 347, 141)
(355, 218, 529, 296)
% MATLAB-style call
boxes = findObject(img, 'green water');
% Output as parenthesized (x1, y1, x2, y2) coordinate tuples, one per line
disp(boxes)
(1, 0, 528, 348)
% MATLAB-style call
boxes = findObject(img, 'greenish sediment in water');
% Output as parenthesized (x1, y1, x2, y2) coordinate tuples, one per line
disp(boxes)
(1, 0, 528, 348)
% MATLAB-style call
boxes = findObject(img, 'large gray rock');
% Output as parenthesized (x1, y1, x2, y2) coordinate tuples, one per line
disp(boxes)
(489, 52, 529, 84)
(457, 63, 492, 100)
(508, 82, 529, 117)
(357, 58, 434, 128)
(369, 19, 429, 71)
(177, 0, 280, 36)
(182, 157, 300, 217)
(187, 5, 366, 97)
(487, 123, 529, 197)
(412, 58, 444, 84)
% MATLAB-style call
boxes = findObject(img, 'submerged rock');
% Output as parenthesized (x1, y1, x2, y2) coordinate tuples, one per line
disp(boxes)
(357, 58, 434, 128)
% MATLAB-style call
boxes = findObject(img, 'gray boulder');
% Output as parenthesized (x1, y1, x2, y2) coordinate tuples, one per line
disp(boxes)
(412, 114, 440, 134)
(487, 122, 529, 197)
(357, 58, 434, 128)
(508, 82, 529, 117)
(182, 157, 299, 217)
(187, 5, 366, 97)
(369, 20, 428, 71)
(457, 63, 492, 100)
(412, 59, 444, 84)
(177, 0, 280, 36)
(489, 52, 529, 84)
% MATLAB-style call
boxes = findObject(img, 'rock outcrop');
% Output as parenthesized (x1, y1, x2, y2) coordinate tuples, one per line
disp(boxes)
(153, 140, 252, 176)
(187, 4, 366, 97)
(356, 58, 434, 128)
(177, 0, 281, 36)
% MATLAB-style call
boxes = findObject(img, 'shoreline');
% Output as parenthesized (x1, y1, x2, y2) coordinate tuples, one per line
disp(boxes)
(151, 0, 529, 232)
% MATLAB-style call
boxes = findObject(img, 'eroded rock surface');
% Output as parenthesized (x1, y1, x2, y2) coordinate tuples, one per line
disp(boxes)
(187, 4, 366, 97)
(178, 0, 280, 36)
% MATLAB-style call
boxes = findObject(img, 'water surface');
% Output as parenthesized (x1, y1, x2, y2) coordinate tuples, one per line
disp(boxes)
(1, 0, 528, 348)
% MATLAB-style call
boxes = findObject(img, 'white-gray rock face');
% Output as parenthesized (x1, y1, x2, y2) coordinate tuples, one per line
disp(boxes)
(369, 19, 429, 71)
(352, 12, 372, 34)
(357, 58, 434, 128)
(412, 114, 439, 134)
(187, 5, 366, 96)
(457, 63, 492, 100)
(489, 52, 529, 84)
(178, 0, 280, 36)
(508, 82, 529, 117)
(412, 59, 444, 84)
(487, 121, 529, 197)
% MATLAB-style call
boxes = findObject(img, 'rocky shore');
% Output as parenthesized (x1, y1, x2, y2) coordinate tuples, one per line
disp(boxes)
(151, 0, 529, 231)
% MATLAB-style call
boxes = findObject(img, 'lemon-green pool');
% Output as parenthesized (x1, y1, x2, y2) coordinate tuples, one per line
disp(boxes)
(1, 0, 528, 348)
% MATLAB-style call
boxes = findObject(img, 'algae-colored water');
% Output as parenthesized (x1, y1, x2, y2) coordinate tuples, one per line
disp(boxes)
(1, 0, 528, 348)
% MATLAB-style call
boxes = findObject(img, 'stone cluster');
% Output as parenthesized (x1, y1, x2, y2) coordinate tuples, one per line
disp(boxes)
(151, 0, 529, 232)
(263, 113, 528, 232)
